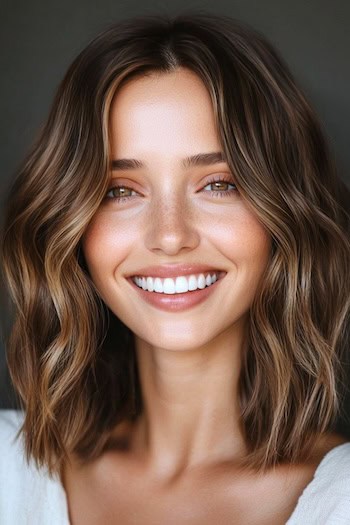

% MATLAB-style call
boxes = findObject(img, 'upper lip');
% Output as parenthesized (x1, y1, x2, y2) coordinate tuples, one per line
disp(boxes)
(128, 264, 226, 279)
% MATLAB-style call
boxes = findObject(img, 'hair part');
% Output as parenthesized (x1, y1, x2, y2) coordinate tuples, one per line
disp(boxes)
(1, 11, 349, 476)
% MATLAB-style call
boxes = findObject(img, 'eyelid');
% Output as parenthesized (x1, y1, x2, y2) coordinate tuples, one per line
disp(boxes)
(107, 177, 144, 192)
(204, 173, 236, 184)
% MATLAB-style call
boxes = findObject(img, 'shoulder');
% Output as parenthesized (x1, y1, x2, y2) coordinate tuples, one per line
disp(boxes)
(286, 441, 350, 524)
(0, 409, 69, 524)
(0, 408, 24, 435)
(0, 409, 25, 471)
(0, 408, 24, 434)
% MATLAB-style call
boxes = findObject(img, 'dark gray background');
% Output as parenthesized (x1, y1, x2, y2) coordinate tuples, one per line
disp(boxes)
(1, 0, 349, 433)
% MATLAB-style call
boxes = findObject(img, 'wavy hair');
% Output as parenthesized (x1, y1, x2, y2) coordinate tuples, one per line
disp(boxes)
(1, 11, 350, 475)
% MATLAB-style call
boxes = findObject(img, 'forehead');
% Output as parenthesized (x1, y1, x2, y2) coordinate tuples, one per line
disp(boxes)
(108, 68, 222, 157)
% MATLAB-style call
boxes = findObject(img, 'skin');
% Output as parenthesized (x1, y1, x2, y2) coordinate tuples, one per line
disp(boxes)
(62, 67, 347, 524)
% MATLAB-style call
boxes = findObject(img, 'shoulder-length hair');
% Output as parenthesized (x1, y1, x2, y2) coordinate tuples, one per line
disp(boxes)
(1, 11, 349, 476)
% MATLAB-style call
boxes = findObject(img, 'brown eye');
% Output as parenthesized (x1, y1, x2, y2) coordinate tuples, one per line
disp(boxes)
(105, 185, 137, 200)
(202, 176, 238, 197)
(205, 181, 232, 191)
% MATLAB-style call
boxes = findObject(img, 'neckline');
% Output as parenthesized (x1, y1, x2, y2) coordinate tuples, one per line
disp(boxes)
(56, 441, 350, 525)
(6, 410, 348, 523)
(286, 441, 350, 523)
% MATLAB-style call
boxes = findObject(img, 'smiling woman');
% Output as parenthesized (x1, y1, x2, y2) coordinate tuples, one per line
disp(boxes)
(1, 11, 350, 525)
(82, 68, 271, 330)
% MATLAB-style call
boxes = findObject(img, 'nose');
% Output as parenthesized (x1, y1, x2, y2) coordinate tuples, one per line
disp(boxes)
(144, 197, 200, 256)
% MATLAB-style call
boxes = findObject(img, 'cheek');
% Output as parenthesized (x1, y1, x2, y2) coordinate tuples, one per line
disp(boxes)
(81, 215, 136, 277)
(240, 222, 271, 265)
(210, 211, 271, 272)
(219, 215, 272, 310)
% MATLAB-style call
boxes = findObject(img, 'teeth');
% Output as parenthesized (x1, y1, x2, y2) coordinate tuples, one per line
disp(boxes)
(133, 273, 219, 294)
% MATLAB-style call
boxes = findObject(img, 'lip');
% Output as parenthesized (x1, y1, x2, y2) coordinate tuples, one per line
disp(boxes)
(127, 273, 226, 312)
(127, 264, 226, 279)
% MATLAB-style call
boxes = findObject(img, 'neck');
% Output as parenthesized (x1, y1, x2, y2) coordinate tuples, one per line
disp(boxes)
(130, 321, 248, 478)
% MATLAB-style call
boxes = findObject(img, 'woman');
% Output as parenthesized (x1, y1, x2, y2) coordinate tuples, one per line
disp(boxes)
(1, 11, 350, 524)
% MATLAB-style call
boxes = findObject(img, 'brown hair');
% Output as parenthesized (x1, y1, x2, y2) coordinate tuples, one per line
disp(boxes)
(1, 11, 349, 475)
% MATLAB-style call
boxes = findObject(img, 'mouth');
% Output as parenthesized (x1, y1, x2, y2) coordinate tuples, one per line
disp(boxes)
(128, 271, 227, 295)
(125, 271, 226, 312)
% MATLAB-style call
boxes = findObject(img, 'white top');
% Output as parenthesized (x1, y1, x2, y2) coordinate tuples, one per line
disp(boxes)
(1, 409, 350, 524)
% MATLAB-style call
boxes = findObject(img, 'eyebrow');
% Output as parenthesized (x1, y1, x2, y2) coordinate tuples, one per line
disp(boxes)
(110, 151, 227, 171)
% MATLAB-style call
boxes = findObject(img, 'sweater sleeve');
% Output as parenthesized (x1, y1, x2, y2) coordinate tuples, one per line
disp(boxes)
(0, 409, 70, 525)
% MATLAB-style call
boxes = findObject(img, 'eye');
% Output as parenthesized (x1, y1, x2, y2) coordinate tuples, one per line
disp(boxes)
(105, 185, 137, 203)
(201, 175, 238, 198)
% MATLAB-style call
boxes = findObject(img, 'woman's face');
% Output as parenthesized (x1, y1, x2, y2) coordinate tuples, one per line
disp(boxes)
(82, 67, 271, 350)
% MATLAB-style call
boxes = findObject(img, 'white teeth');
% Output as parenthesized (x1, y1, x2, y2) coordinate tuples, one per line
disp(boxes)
(133, 273, 219, 294)
(154, 278, 163, 293)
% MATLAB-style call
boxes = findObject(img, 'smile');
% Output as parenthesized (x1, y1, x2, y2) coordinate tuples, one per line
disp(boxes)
(131, 272, 222, 294)
(127, 272, 227, 312)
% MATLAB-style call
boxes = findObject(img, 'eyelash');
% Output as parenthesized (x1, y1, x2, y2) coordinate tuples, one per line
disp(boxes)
(105, 176, 238, 203)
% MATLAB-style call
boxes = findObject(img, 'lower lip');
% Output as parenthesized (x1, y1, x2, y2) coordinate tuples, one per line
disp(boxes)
(127, 274, 226, 312)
